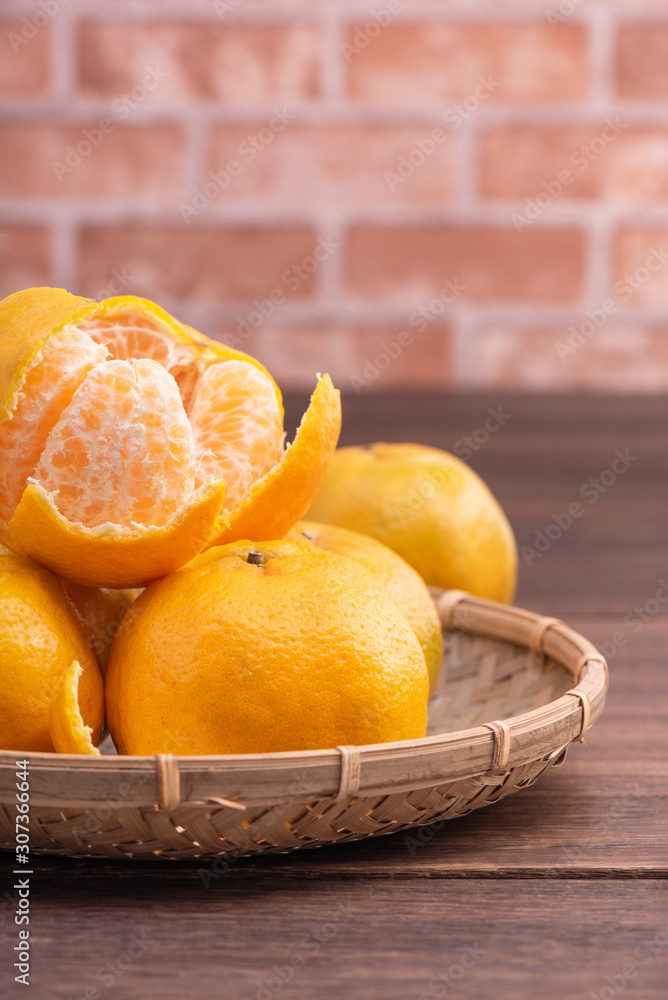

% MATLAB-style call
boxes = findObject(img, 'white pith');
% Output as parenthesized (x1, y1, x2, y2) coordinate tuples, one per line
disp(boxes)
(2, 309, 285, 531)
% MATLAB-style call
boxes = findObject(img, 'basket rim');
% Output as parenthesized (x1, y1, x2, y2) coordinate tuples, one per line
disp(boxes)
(0, 590, 608, 811)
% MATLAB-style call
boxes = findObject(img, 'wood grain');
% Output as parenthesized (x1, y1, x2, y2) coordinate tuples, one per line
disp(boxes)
(2, 393, 668, 998)
(2, 876, 667, 999)
(287, 392, 668, 618)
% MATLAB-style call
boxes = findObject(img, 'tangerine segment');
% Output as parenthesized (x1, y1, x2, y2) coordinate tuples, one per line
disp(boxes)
(0, 327, 108, 522)
(79, 310, 194, 367)
(181, 321, 284, 423)
(0, 287, 99, 423)
(207, 374, 341, 547)
(49, 661, 101, 755)
(190, 360, 284, 511)
(7, 478, 226, 589)
(78, 303, 205, 413)
(80, 297, 284, 421)
(33, 359, 196, 529)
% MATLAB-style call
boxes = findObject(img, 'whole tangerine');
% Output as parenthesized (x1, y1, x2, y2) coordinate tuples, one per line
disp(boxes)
(106, 540, 429, 754)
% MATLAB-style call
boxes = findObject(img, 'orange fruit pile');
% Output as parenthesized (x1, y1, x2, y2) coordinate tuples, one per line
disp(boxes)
(0, 287, 341, 589)
(4, 286, 524, 762)
(0, 285, 357, 756)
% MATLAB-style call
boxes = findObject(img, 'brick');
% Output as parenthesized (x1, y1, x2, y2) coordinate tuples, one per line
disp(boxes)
(227, 322, 453, 391)
(0, 124, 185, 200)
(77, 21, 320, 103)
(616, 25, 668, 100)
(346, 23, 588, 105)
(612, 230, 668, 305)
(0, 225, 52, 299)
(477, 326, 668, 392)
(480, 124, 668, 202)
(346, 226, 585, 305)
(207, 124, 454, 207)
(0, 21, 50, 97)
(77, 226, 321, 304)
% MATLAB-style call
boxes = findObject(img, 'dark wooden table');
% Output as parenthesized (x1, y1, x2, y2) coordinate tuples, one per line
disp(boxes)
(2, 394, 667, 1000)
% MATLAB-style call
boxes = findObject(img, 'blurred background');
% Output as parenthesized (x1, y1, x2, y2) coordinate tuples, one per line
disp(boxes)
(1, 0, 668, 394)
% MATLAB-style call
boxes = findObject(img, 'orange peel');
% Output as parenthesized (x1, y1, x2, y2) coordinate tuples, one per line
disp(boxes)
(0, 286, 100, 423)
(209, 374, 342, 546)
(0, 287, 341, 587)
(8, 479, 225, 589)
(93, 297, 284, 418)
(0, 548, 104, 753)
(49, 661, 101, 755)
(59, 580, 139, 674)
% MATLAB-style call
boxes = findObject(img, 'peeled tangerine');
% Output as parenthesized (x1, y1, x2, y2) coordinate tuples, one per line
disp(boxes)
(0, 288, 341, 588)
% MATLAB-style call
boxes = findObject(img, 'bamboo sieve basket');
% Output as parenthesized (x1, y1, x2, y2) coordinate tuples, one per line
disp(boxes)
(0, 590, 608, 862)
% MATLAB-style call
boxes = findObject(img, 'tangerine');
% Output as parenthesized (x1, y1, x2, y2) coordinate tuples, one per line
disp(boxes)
(286, 520, 443, 696)
(0, 549, 104, 753)
(307, 443, 517, 602)
(0, 288, 341, 587)
(106, 541, 429, 754)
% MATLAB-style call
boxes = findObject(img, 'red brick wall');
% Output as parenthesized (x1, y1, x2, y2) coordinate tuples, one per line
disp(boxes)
(1, 2, 668, 393)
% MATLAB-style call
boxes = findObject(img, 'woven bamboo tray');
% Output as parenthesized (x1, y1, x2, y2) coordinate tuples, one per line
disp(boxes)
(0, 590, 608, 862)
